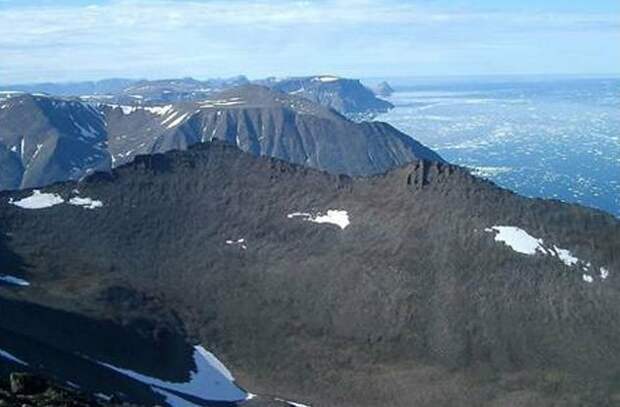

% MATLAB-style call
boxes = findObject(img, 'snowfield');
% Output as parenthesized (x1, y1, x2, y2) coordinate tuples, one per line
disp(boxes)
(9, 190, 64, 209)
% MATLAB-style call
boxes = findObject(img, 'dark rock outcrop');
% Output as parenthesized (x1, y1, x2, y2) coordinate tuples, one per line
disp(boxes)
(0, 373, 108, 407)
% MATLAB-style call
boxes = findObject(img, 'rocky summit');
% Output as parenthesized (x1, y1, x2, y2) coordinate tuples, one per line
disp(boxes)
(0, 141, 618, 406)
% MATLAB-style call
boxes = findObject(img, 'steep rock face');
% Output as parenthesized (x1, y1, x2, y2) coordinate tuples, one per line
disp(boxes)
(263, 76, 394, 119)
(0, 94, 110, 190)
(105, 85, 439, 175)
(0, 142, 618, 406)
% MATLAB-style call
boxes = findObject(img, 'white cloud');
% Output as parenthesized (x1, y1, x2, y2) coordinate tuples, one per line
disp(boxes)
(0, 0, 618, 83)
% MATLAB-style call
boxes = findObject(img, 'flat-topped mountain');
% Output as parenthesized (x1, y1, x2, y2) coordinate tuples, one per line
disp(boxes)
(260, 75, 394, 119)
(1, 141, 618, 406)
(0, 86, 441, 191)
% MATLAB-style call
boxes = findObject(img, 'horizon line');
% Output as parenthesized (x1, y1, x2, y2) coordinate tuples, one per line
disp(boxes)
(1, 72, 620, 88)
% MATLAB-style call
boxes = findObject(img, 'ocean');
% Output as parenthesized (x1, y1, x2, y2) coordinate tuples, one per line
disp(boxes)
(373, 76, 620, 217)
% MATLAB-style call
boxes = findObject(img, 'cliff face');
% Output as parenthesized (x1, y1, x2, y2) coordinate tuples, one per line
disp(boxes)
(1, 141, 618, 406)
(264, 76, 394, 119)
(1, 86, 439, 192)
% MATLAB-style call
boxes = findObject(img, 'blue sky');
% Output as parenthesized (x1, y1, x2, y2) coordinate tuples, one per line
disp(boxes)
(0, 0, 618, 84)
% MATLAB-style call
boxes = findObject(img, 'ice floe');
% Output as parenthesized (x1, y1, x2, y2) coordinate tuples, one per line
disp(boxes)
(97, 345, 247, 406)
(0, 348, 27, 365)
(468, 166, 512, 178)
(0, 274, 30, 286)
(287, 210, 350, 230)
(485, 226, 611, 283)
(9, 190, 64, 209)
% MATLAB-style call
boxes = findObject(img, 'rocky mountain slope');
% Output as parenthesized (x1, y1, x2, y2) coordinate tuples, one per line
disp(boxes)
(0, 93, 110, 191)
(0, 86, 440, 191)
(1, 141, 618, 406)
(0, 79, 136, 98)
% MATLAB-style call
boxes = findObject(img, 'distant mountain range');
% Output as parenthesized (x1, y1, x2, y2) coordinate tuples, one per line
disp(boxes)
(0, 75, 393, 120)
(0, 85, 438, 191)
(0, 141, 618, 406)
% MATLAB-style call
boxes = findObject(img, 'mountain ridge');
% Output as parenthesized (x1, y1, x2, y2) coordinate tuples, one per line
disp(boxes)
(1, 140, 618, 406)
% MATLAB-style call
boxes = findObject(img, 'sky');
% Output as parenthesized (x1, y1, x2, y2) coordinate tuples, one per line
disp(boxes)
(0, 0, 619, 84)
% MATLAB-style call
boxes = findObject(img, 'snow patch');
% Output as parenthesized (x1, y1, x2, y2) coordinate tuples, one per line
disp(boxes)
(313, 75, 339, 83)
(484, 226, 543, 255)
(108, 104, 175, 117)
(9, 190, 64, 209)
(199, 98, 245, 109)
(165, 113, 189, 129)
(0, 348, 28, 366)
(275, 398, 312, 407)
(94, 393, 113, 401)
(118, 105, 138, 115)
(0, 275, 30, 286)
(144, 105, 174, 116)
(96, 345, 247, 406)
(600, 267, 610, 280)
(582, 274, 594, 283)
(226, 238, 247, 250)
(485, 226, 612, 283)
(68, 196, 104, 210)
(553, 246, 579, 267)
(288, 210, 350, 230)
